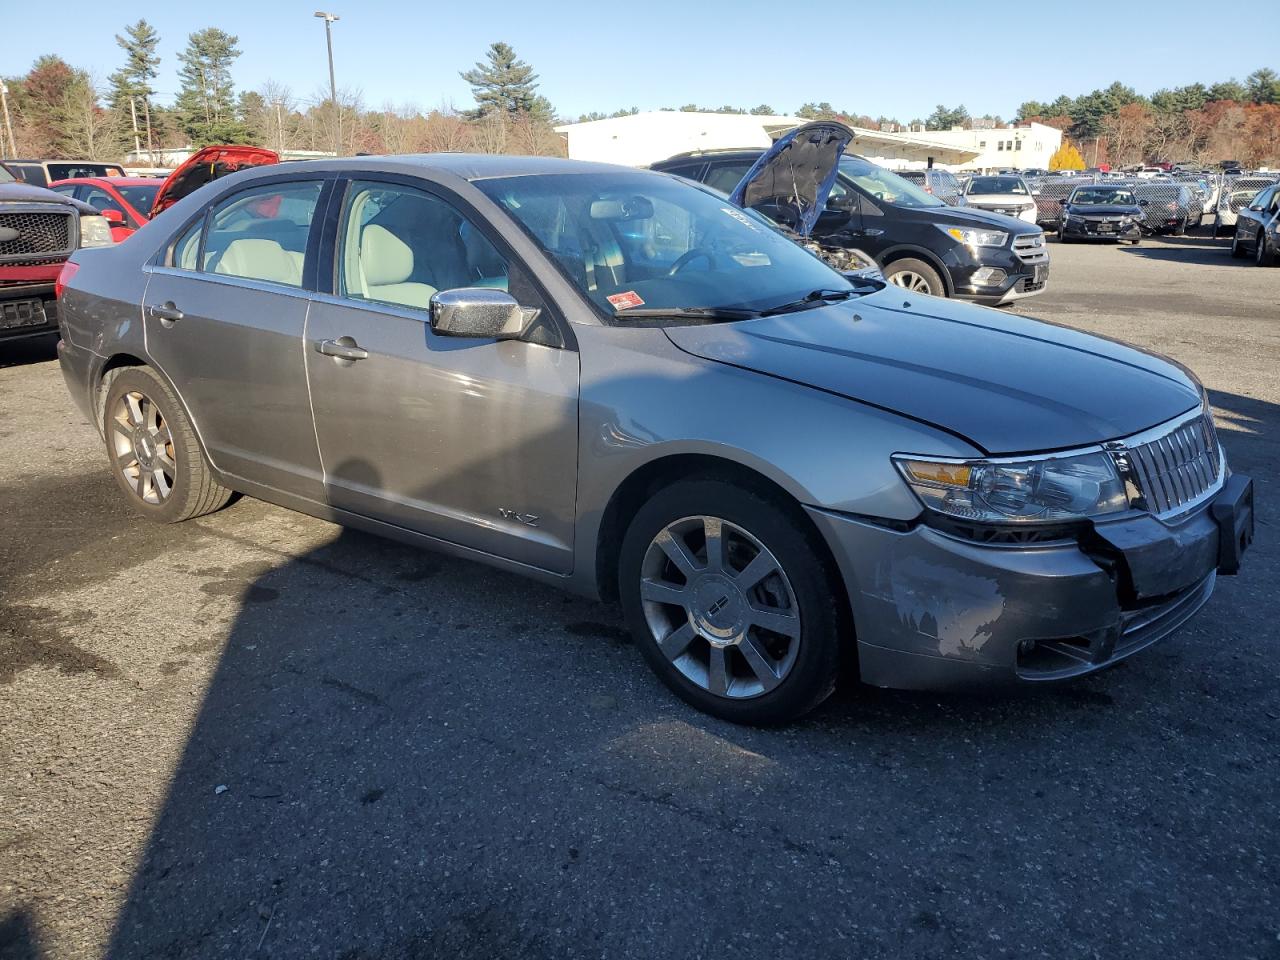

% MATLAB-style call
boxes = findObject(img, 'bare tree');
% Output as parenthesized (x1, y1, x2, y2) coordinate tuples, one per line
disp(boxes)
(55, 75, 125, 159)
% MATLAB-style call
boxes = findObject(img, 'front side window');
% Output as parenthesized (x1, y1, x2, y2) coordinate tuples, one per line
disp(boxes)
(201, 181, 323, 288)
(837, 158, 944, 209)
(338, 181, 509, 310)
(116, 183, 161, 213)
(80, 186, 122, 213)
(476, 171, 858, 322)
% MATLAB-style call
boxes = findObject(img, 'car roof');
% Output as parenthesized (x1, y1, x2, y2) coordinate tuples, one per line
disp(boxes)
(259, 153, 636, 181)
(54, 176, 159, 186)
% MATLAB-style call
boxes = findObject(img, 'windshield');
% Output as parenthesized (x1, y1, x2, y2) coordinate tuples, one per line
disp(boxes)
(0, 164, 14, 184)
(476, 172, 856, 322)
(116, 183, 160, 211)
(967, 176, 1028, 195)
(1072, 188, 1136, 205)
(837, 158, 944, 208)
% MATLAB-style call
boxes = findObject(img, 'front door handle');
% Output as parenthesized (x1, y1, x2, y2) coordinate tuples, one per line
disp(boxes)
(316, 337, 368, 361)
(148, 302, 184, 325)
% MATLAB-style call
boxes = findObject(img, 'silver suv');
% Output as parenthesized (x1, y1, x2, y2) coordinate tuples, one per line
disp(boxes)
(56, 155, 1253, 724)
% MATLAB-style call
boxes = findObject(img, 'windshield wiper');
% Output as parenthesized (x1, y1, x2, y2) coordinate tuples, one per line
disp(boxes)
(611, 306, 762, 321)
(758, 288, 858, 317)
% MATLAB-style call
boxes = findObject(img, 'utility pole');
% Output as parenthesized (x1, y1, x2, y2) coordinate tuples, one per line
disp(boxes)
(143, 98, 154, 164)
(0, 81, 16, 158)
(275, 99, 286, 155)
(129, 96, 142, 155)
(314, 11, 341, 155)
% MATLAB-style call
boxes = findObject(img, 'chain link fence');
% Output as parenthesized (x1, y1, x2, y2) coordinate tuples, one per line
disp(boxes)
(1215, 175, 1279, 234)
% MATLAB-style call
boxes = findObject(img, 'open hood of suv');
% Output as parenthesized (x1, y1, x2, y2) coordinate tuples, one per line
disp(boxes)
(151, 145, 280, 217)
(728, 121, 852, 237)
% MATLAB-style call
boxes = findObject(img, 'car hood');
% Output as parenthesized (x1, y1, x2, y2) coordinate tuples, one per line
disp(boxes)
(728, 121, 853, 237)
(663, 290, 1201, 455)
(0, 180, 96, 215)
(151, 145, 280, 216)
(1065, 204, 1143, 216)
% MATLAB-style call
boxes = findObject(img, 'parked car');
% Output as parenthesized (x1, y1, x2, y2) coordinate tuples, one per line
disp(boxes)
(1132, 182, 1195, 234)
(5, 159, 126, 188)
(56, 153, 1253, 723)
(49, 146, 280, 243)
(1057, 185, 1145, 244)
(1028, 176, 1089, 228)
(653, 125, 1049, 305)
(0, 162, 114, 342)
(48, 177, 162, 241)
(1230, 183, 1280, 266)
(960, 174, 1038, 224)
(1215, 176, 1278, 235)
(895, 168, 964, 204)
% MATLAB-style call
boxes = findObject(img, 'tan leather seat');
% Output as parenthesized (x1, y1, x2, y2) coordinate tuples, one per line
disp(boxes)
(360, 224, 436, 308)
(215, 238, 304, 286)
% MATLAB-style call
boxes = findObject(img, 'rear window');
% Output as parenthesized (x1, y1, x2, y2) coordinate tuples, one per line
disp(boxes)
(46, 163, 125, 181)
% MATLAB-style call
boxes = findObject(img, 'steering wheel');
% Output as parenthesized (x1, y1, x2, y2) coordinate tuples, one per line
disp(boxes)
(668, 248, 717, 276)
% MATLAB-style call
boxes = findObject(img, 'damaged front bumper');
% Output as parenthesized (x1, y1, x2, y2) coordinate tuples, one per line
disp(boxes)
(807, 473, 1254, 691)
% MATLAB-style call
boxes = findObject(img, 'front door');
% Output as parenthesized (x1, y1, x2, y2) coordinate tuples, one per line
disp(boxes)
(142, 178, 328, 498)
(304, 178, 580, 574)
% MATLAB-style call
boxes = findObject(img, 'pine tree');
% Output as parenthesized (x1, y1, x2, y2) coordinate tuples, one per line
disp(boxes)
(174, 27, 254, 145)
(108, 20, 160, 154)
(459, 42, 551, 121)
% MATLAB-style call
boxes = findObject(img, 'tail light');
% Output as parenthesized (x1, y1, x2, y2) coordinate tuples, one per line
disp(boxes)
(55, 260, 79, 300)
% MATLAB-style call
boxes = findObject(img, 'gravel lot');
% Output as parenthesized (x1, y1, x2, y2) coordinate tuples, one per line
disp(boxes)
(2, 233, 1277, 960)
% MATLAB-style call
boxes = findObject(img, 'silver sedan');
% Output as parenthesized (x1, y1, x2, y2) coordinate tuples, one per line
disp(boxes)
(56, 155, 1253, 724)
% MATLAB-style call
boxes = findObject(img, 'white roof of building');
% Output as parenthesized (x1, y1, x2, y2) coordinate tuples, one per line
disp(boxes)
(554, 112, 979, 167)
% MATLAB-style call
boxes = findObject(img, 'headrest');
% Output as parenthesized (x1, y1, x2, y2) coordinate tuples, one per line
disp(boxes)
(215, 238, 301, 285)
(361, 224, 414, 286)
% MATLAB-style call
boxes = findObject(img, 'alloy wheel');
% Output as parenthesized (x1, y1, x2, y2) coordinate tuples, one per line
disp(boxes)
(110, 390, 176, 504)
(887, 270, 933, 294)
(639, 515, 800, 699)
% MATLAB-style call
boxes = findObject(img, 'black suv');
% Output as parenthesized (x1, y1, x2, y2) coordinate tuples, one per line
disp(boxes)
(652, 146, 1048, 305)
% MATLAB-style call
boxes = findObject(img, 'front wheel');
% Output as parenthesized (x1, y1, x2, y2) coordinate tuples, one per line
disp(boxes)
(1230, 230, 1246, 258)
(1258, 235, 1277, 267)
(882, 258, 945, 297)
(102, 366, 232, 522)
(619, 480, 844, 725)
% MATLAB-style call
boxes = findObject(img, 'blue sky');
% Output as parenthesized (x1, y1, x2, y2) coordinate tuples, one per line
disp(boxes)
(4, 0, 1276, 120)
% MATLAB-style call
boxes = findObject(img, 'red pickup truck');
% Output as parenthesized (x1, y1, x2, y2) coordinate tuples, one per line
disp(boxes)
(0, 162, 113, 343)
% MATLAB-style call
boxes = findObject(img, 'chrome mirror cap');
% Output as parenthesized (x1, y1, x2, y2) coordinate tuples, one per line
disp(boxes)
(428, 288, 537, 340)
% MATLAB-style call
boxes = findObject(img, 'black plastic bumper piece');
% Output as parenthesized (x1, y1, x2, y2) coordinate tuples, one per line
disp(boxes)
(1212, 474, 1254, 575)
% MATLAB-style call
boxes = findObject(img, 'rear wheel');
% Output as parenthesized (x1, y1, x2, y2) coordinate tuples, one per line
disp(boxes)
(883, 258, 945, 297)
(102, 367, 232, 523)
(1258, 234, 1277, 267)
(619, 480, 843, 725)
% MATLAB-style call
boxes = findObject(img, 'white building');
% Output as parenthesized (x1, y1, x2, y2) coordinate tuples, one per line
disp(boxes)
(554, 112, 978, 169)
(886, 122, 1064, 173)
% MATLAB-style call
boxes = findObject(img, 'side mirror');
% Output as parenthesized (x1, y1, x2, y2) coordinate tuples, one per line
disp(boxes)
(101, 208, 127, 225)
(815, 208, 853, 232)
(1139, 199, 1150, 206)
(1059, 198, 1069, 206)
(1031, 190, 1041, 196)
(429, 288, 538, 341)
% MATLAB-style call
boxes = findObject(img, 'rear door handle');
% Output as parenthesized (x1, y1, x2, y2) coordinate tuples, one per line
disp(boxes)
(148, 302, 184, 324)
(316, 337, 368, 361)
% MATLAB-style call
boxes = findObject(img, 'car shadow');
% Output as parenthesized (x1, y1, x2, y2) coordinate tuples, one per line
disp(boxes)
(83, 386, 1279, 957)
(0, 335, 58, 369)
(0, 909, 44, 960)
(1117, 235, 1255, 266)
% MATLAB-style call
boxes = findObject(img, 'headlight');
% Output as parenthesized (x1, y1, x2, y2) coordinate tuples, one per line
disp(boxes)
(939, 225, 1008, 248)
(78, 215, 113, 248)
(894, 451, 1129, 524)
(1066, 215, 1084, 225)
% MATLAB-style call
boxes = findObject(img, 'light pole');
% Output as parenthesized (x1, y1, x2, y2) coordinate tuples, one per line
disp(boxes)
(314, 11, 340, 156)
(0, 82, 16, 159)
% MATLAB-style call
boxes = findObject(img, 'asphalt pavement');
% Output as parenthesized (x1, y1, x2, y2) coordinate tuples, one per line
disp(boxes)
(1, 232, 1278, 960)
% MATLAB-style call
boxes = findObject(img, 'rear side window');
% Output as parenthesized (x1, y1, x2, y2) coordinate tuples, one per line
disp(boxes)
(173, 219, 203, 271)
(200, 181, 323, 288)
(703, 161, 754, 195)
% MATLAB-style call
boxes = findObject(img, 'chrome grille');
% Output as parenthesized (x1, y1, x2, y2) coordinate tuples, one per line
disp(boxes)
(0, 208, 76, 262)
(1012, 233, 1048, 264)
(1113, 413, 1221, 516)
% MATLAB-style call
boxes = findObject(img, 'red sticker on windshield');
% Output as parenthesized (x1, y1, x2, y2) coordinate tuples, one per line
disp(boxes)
(607, 291, 645, 310)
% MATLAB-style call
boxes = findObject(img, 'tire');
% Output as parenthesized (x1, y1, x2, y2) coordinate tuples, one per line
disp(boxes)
(102, 366, 232, 523)
(1058, 225, 1069, 243)
(1230, 230, 1246, 258)
(618, 479, 844, 725)
(882, 258, 945, 297)
(1258, 235, 1277, 267)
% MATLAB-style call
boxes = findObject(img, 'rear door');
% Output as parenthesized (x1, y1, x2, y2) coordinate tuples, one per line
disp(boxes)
(303, 176, 580, 573)
(142, 175, 331, 498)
